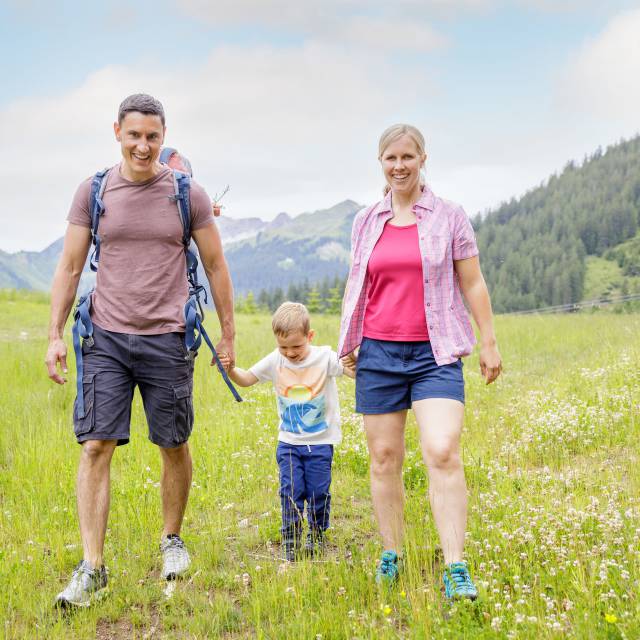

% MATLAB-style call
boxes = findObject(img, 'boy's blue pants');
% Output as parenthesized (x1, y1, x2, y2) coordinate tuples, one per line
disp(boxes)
(276, 442, 333, 540)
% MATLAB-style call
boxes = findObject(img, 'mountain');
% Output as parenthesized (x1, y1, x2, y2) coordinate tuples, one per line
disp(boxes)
(0, 200, 360, 297)
(222, 200, 358, 295)
(2, 136, 640, 312)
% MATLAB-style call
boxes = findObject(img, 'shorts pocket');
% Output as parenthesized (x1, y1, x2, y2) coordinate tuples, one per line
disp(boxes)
(73, 373, 96, 437)
(172, 382, 194, 444)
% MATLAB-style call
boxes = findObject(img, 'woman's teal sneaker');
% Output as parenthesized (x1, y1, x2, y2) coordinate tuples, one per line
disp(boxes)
(443, 561, 478, 600)
(375, 550, 400, 585)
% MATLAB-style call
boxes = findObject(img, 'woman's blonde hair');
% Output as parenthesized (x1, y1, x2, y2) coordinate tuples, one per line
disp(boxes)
(272, 301, 311, 336)
(378, 124, 426, 195)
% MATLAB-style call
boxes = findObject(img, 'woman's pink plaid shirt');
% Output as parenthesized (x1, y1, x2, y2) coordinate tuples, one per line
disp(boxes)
(338, 186, 479, 366)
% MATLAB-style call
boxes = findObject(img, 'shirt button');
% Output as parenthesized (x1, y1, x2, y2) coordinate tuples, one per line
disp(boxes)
(426, 302, 431, 307)
(425, 278, 429, 283)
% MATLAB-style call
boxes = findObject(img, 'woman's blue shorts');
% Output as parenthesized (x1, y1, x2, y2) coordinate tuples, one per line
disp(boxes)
(355, 338, 464, 414)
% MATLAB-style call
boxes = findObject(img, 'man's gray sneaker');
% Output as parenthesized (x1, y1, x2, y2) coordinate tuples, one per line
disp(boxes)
(161, 534, 190, 580)
(54, 560, 108, 609)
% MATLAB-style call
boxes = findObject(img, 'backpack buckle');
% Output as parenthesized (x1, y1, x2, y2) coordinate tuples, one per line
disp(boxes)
(184, 350, 196, 363)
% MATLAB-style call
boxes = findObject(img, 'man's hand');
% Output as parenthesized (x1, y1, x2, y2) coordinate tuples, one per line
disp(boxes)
(479, 343, 502, 385)
(214, 337, 235, 371)
(46, 338, 68, 385)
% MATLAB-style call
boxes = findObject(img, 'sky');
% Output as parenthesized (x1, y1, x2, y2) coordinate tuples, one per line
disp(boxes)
(1, 0, 639, 253)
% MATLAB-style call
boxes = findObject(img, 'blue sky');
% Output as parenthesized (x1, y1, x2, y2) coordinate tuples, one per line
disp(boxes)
(1, 0, 639, 252)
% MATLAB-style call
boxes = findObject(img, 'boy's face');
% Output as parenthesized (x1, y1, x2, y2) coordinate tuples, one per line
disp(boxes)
(276, 329, 314, 363)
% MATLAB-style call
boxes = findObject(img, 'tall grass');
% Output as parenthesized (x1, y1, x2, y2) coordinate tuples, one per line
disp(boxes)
(0, 293, 638, 638)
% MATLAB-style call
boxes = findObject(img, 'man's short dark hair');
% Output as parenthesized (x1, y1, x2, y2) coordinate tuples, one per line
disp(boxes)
(118, 94, 165, 126)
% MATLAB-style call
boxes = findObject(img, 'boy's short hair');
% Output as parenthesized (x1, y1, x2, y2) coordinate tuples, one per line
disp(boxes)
(272, 302, 311, 336)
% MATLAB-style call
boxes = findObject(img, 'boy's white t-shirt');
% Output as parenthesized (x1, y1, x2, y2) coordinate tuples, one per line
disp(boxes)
(249, 345, 343, 445)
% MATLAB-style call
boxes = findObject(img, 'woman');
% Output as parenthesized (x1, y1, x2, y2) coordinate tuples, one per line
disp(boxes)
(338, 124, 501, 599)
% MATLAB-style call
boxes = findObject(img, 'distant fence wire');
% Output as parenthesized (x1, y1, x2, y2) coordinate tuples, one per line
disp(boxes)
(504, 292, 640, 316)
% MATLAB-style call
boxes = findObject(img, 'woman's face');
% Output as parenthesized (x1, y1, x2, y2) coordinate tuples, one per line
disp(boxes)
(380, 134, 425, 197)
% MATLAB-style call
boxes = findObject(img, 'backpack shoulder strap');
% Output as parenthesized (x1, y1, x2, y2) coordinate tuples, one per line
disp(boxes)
(170, 169, 192, 247)
(87, 168, 110, 272)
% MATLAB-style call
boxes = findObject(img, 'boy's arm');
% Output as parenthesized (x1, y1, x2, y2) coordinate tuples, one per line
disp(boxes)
(329, 349, 355, 379)
(227, 366, 259, 388)
(218, 352, 259, 387)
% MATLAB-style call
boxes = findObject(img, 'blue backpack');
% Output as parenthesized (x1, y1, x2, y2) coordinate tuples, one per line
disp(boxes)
(72, 148, 242, 418)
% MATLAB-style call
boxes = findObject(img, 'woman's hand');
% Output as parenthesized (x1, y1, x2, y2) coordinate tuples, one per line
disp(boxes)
(479, 342, 502, 385)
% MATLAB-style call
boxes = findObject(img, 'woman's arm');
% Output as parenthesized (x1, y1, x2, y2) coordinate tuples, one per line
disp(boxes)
(454, 256, 502, 384)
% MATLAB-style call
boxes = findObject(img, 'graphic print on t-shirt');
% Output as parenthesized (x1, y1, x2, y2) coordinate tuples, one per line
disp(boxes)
(275, 365, 328, 435)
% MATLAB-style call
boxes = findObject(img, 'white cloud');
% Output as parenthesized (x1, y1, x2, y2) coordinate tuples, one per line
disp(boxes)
(339, 16, 448, 52)
(558, 8, 640, 133)
(177, 0, 451, 52)
(0, 42, 436, 252)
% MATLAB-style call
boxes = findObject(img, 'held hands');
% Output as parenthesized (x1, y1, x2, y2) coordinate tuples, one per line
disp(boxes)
(216, 339, 235, 372)
(45, 338, 68, 385)
(341, 351, 357, 379)
(479, 342, 502, 385)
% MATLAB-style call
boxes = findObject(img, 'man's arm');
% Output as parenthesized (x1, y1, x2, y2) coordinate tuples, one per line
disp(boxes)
(45, 223, 92, 384)
(454, 255, 502, 385)
(191, 223, 236, 368)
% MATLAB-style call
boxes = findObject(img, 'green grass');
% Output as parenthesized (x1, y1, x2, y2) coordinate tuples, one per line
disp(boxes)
(1, 293, 638, 638)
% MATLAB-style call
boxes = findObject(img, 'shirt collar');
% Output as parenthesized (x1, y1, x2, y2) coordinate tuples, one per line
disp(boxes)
(376, 185, 435, 215)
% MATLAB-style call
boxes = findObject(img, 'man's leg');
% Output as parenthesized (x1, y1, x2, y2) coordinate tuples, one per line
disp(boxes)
(159, 443, 192, 537)
(77, 439, 118, 567)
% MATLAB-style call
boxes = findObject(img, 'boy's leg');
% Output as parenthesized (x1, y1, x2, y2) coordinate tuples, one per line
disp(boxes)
(276, 443, 306, 556)
(304, 445, 333, 535)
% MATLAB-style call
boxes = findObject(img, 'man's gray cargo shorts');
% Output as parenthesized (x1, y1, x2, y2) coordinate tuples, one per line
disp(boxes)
(73, 324, 195, 448)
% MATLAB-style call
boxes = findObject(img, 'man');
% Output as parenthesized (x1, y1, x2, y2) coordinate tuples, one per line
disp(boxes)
(45, 93, 235, 608)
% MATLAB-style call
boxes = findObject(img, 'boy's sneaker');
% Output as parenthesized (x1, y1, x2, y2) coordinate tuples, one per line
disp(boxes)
(161, 534, 190, 580)
(375, 550, 400, 585)
(282, 537, 302, 562)
(54, 560, 108, 609)
(443, 561, 478, 600)
(304, 529, 326, 558)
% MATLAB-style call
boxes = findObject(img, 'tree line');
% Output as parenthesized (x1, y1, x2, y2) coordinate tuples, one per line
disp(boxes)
(235, 135, 640, 315)
(474, 136, 640, 312)
(235, 275, 347, 314)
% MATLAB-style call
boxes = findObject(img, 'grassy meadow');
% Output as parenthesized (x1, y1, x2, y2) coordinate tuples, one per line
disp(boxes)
(0, 290, 639, 639)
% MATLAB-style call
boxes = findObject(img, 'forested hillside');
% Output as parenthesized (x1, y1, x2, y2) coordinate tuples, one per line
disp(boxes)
(475, 136, 640, 312)
(2, 138, 639, 313)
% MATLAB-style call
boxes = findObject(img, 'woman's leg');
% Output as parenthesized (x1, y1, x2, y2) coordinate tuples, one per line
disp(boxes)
(413, 398, 466, 564)
(364, 410, 407, 550)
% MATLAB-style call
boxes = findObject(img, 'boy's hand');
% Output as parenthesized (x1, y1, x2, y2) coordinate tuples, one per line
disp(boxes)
(218, 352, 233, 371)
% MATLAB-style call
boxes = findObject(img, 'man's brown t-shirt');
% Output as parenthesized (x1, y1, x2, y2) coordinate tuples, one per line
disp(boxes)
(67, 164, 214, 334)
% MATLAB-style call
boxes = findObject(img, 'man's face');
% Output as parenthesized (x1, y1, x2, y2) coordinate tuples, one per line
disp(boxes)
(114, 112, 165, 180)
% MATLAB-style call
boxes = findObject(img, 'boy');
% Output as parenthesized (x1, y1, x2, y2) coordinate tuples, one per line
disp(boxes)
(221, 302, 354, 561)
